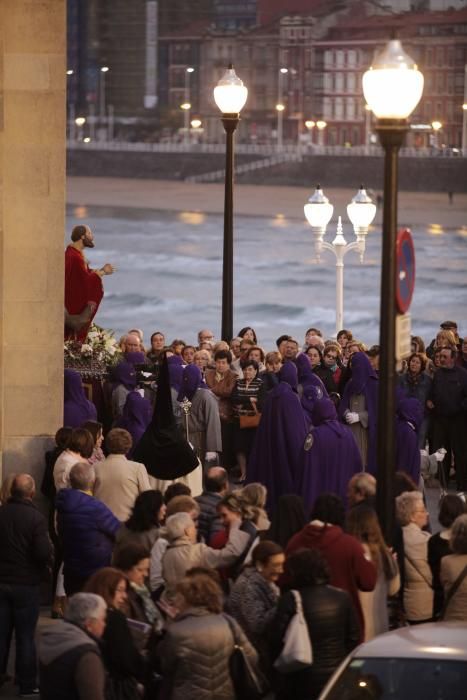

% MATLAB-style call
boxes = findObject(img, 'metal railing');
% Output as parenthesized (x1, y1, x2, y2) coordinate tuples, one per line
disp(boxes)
(67, 140, 465, 158)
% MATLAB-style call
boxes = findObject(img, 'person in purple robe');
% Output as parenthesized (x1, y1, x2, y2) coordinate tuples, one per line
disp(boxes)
(63, 369, 97, 428)
(297, 398, 363, 513)
(116, 390, 153, 458)
(338, 352, 379, 475)
(247, 361, 310, 513)
(396, 396, 423, 485)
(111, 360, 138, 421)
(295, 353, 328, 421)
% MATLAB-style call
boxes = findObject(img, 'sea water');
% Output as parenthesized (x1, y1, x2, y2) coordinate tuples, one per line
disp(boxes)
(66, 205, 467, 349)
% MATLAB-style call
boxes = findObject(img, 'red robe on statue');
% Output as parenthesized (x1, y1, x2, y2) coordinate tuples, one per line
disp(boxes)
(65, 246, 104, 341)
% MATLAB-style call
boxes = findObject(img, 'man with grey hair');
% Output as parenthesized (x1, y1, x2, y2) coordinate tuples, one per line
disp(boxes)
(347, 472, 376, 510)
(57, 463, 120, 595)
(0, 474, 52, 696)
(39, 592, 107, 699)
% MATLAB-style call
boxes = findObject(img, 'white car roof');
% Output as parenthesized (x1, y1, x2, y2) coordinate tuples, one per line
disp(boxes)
(353, 622, 467, 661)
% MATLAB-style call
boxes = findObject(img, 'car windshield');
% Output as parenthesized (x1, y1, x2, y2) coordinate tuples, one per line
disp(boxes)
(322, 657, 467, 700)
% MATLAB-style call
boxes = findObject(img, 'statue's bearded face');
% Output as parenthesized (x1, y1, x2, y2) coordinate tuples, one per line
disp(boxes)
(82, 228, 95, 248)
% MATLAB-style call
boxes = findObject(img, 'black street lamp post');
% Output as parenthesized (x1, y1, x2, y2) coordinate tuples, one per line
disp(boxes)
(214, 65, 248, 342)
(363, 40, 424, 543)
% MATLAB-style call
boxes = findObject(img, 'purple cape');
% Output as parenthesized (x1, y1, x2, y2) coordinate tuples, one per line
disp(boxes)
(63, 369, 97, 428)
(278, 361, 298, 390)
(339, 352, 379, 475)
(116, 391, 152, 457)
(247, 380, 309, 513)
(294, 354, 328, 420)
(297, 398, 363, 513)
(177, 364, 207, 402)
(396, 397, 423, 484)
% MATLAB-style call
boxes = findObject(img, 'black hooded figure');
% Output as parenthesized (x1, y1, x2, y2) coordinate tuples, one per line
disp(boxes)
(133, 353, 201, 490)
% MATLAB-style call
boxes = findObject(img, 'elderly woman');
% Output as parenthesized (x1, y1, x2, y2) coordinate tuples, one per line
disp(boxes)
(396, 490, 433, 624)
(440, 514, 467, 621)
(227, 541, 284, 667)
(158, 570, 260, 700)
(245, 345, 266, 373)
(161, 511, 250, 599)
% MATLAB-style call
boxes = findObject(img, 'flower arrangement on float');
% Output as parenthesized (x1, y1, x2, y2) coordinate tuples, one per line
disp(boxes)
(64, 324, 122, 378)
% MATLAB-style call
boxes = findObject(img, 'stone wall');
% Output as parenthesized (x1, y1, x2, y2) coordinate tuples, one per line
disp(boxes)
(0, 1, 66, 485)
(67, 149, 467, 192)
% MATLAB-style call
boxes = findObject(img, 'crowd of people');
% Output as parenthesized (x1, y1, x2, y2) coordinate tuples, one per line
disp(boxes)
(1, 318, 467, 699)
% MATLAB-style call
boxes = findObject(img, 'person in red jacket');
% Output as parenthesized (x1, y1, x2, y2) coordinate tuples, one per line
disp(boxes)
(286, 492, 377, 640)
(65, 224, 115, 341)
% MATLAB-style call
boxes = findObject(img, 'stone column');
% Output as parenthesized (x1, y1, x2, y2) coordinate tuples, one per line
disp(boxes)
(0, 0, 66, 485)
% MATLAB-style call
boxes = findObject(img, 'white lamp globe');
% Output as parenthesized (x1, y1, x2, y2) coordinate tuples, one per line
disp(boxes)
(363, 39, 424, 119)
(213, 65, 248, 115)
(304, 186, 334, 230)
(347, 186, 377, 231)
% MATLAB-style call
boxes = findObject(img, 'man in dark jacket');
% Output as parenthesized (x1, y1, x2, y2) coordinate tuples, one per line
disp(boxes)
(38, 592, 107, 700)
(0, 473, 53, 696)
(195, 466, 228, 544)
(56, 462, 120, 595)
(427, 347, 467, 490)
(286, 493, 376, 640)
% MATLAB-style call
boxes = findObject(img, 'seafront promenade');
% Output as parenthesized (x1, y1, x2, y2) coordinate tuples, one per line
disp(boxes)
(67, 177, 467, 229)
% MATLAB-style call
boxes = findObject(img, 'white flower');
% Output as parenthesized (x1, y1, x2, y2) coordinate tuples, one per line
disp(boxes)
(81, 344, 93, 356)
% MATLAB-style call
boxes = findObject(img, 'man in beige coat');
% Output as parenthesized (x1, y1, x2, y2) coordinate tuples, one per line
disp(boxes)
(94, 429, 151, 521)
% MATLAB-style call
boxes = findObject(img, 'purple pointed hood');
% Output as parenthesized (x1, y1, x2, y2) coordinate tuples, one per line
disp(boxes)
(177, 364, 207, 402)
(168, 355, 185, 392)
(279, 361, 298, 390)
(397, 396, 423, 431)
(63, 369, 97, 428)
(346, 352, 377, 394)
(124, 351, 146, 366)
(311, 397, 347, 438)
(116, 390, 152, 456)
(113, 361, 137, 390)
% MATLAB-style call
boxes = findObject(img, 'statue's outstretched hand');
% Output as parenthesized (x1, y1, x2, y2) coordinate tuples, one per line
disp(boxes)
(102, 263, 116, 275)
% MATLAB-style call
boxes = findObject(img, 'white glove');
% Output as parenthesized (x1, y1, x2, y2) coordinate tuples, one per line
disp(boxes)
(435, 449, 447, 462)
(345, 411, 360, 425)
(205, 452, 218, 462)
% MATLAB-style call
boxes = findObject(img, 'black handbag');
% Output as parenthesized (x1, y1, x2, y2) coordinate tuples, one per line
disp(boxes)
(223, 614, 267, 700)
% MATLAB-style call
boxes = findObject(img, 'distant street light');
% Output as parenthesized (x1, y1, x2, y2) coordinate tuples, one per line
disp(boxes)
(75, 116, 86, 141)
(99, 66, 110, 137)
(190, 119, 202, 129)
(316, 120, 327, 147)
(363, 38, 424, 543)
(304, 185, 376, 334)
(213, 65, 248, 341)
(277, 67, 288, 149)
(183, 67, 195, 146)
(431, 120, 442, 149)
(305, 120, 315, 145)
(66, 69, 74, 76)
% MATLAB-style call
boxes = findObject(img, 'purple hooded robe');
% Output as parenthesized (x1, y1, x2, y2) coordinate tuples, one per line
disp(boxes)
(116, 390, 153, 458)
(247, 362, 310, 513)
(396, 397, 423, 484)
(63, 369, 97, 428)
(295, 353, 328, 420)
(297, 398, 363, 513)
(339, 352, 379, 475)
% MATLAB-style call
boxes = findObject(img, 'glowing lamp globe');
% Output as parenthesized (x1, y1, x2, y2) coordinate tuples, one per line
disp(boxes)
(363, 39, 424, 119)
(347, 186, 377, 232)
(214, 65, 248, 115)
(304, 186, 334, 231)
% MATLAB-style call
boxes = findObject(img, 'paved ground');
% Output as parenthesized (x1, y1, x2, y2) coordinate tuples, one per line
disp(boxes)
(67, 177, 467, 228)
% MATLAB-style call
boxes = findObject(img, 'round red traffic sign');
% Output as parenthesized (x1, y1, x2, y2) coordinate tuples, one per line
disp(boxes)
(396, 228, 415, 314)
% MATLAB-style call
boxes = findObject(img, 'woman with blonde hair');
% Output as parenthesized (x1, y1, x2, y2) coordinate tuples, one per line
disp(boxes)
(240, 483, 270, 532)
(346, 505, 400, 639)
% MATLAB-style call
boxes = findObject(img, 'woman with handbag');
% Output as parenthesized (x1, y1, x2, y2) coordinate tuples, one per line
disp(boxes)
(395, 491, 433, 624)
(227, 541, 284, 670)
(158, 570, 261, 700)
(270, 549, 360, 700)
(346, 505, 400, 640)
(231, 360, 266, 481)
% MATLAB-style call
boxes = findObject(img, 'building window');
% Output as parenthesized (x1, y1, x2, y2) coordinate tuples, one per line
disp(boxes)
(426, 48, 433, 67)
(323, 96, 332, 119)
(424, 101, 431, 119)
(437, 73, 444, 93)
(335, 96, 344, 119)
(336, 50, 344, 68)
(335, 72, 344, 92)
(348, 50, 357, 68)
(346, 97, 355, 120)
(436, 47, 443, 67)
(324, 50, 333, 68)
(447, 74, 454, 94)
(324, 73, 333, 92)
(347, 73, 356, 92)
